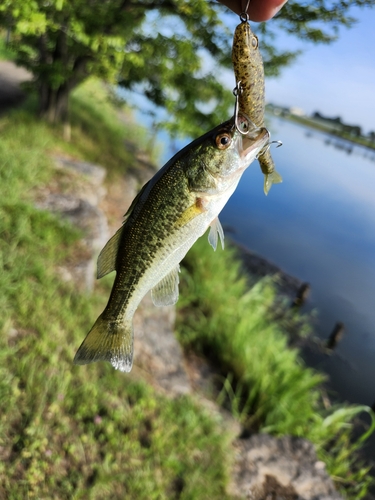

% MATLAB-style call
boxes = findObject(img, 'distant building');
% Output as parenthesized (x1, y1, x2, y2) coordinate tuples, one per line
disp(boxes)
(290, 107, 305, 117)
(266, 103, 291, 117)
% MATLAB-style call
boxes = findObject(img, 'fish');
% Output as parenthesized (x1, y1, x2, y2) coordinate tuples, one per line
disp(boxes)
(232, 19, 282, 195)
(74, 114, 269, 372)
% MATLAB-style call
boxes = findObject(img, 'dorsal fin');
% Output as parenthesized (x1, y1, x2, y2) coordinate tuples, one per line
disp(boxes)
(122, 180, 150, 222)
(96, 180, 153, 279)
(97, 227, 123, 278)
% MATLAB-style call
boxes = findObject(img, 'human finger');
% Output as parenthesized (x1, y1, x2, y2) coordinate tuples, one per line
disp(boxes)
(218, 0, 287, 22)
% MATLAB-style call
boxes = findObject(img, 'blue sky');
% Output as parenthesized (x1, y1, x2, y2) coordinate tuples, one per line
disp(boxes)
(217, 4, 375, 134)
(266, 8, 375, 132)
(258, 6, 375, 134)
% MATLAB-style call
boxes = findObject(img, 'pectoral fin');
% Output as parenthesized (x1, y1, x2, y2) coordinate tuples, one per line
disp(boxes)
(151, 265, 180, 307)
(175, 198, 206, 228)
(97, 227, 123, 279)
(208, 217, 225, 251)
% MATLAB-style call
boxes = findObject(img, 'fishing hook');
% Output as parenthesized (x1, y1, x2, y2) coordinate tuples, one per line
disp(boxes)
(233, 82, 247, 135)
(258, 140, 283, 157)
(232, 82, 249, 136)
(232, 82, 264, 136)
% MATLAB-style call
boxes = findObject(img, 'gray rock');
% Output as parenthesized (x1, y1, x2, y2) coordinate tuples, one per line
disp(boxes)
(229, 433, 343, 500)
(35, 157, 108, 291)
(133, 292, 192, 396)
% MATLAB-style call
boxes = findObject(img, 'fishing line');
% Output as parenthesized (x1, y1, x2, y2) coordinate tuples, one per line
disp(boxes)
(240, 0, 251, 22)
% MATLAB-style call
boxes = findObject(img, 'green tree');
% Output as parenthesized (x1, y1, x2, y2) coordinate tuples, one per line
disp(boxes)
(1, 0, 374, 136)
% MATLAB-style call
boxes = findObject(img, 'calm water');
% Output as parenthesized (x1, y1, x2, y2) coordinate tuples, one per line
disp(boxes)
(220, 118, 375, 468)
(219, 117, 375, 409)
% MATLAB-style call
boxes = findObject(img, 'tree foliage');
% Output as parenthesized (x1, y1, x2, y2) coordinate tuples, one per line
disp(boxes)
(1, 0, 374, 136)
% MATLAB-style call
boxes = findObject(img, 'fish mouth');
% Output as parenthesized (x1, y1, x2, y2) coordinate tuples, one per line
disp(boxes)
(240, 127, 270, 161)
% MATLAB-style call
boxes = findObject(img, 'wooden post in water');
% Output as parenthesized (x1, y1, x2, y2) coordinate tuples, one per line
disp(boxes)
(326, 322, 345, 350)
(291, 282, 310, 308)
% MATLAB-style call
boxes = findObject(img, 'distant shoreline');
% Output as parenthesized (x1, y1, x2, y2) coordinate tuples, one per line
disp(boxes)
(269, 112, 375, 152)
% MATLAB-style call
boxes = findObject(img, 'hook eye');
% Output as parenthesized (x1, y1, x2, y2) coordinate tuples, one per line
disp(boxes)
(232, 82, 243, 98)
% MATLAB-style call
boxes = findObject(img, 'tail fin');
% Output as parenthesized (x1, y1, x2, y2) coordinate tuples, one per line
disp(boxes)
(263, 170, 283, 195)
(74, 314, 133, 372)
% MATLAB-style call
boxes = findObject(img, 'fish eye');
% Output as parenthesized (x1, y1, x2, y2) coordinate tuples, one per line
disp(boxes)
(252, 36, 258, 49)
(215, 133, 232, 150)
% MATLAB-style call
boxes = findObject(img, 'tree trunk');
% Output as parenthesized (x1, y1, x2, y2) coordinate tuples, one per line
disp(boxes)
(37, 52, 89, 132)
(38, 81, 72, 139)
(38, 82, 70, 125)
(36, 26, 90, 130)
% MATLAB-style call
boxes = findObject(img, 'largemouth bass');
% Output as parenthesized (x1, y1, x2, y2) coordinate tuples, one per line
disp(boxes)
(232, 20, 282, 195)
(74, 114, 269, 372)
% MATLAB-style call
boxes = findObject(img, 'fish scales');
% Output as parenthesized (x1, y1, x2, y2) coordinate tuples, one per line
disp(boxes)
(106, 165, 195, 319)
(232, 21, 282, 194)
(74, 115, 269, 372)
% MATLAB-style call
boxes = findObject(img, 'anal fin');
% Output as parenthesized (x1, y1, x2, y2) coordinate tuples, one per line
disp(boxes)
(151, 265, 180, 307)
(208, 217, 225, 251)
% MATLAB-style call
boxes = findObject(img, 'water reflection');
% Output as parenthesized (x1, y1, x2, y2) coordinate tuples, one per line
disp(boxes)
(304, 127, 375, 161)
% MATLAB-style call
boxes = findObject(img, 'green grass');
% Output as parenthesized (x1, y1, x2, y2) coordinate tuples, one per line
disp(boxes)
(177, 238, 375, 499)
(69, 81, 159, 175)
(177, 241, 321, 432)
(0, 87, 233, 499)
